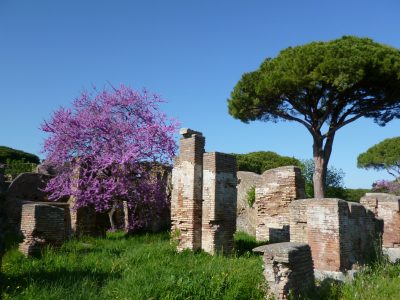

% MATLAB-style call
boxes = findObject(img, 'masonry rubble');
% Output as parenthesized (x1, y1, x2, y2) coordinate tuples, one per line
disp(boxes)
(289, 198, 383, 280)
(19, 203, 65, 257)
(171, 128, 237, 254)
(360, 193, 400, 262)
(253, 242, 315, 300)
(255, 166, 305, 242)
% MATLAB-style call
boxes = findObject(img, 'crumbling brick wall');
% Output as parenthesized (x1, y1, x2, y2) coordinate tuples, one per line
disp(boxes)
(236, 171, 259, 236)
(253, 242, 315, 300)
(202, 152, 237, 254)
(290, 198, 383, 274)
(360, 193, 400, 248)
(171, 129, 205, 251)
(19, 203, 65, 257)
(68, 197, 109, 237)
(256, 166, 305, 242)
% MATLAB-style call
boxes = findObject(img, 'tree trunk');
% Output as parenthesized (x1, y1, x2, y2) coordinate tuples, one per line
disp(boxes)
(312, 133, 335, 198)
(108, 201, 117, 231)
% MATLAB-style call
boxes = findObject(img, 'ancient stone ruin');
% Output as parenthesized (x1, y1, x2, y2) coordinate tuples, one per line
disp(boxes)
(19, 203, 66, 257)
(360, 193, 400, 262)
(171, 129, 237, 254)
(253, 242, 315, 300)
(171, 128, 205, 251)
(255, 166, 305, 242)
(236, 171, 259, 236)
(202, 152, 237, 255)
(289, 198, 383, 279)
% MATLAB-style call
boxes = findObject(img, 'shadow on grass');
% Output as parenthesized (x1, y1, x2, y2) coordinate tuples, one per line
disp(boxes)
(1, 268, 121, 295)
(233, 231, 269, 257)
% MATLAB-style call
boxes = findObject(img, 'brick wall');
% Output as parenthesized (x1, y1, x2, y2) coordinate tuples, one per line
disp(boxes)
(202, 152, 237, 254)
(360, 193, 400, 248)
(171, 129, 205, 251)
(236, 171, 259, 236)
(19, 203, 65, 257)
(255, 166, 305, 242)
(68, 196, 109, 237)
(253, 242, 314, 300)
(290, 198, 383, 273)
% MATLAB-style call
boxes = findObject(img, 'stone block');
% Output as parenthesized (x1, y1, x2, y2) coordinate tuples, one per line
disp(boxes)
(253, 242, 315, 299)
(19, 203, 65, 257)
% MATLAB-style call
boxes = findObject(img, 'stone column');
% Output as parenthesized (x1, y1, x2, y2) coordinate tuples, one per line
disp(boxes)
(202, 152, 237, 255)
(253, 242, 315, 300)
(171, 128, 205, 251)
(255, 166, 305, 242)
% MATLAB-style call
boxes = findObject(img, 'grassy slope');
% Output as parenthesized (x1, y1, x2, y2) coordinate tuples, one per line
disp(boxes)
(1, 232, 265, 300)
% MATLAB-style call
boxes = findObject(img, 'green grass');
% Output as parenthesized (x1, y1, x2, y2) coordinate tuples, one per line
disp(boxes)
(1, 231, 266, 300)
(3, 231, 400, 299)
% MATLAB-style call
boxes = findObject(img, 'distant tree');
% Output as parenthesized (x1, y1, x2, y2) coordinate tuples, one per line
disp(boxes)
(41, 85, 179, 231)
(4, 159, 36, 180)
(232, 151, 301, 174)
(371, 180, 400, 196)
(301, 159, 346, 198)
(228, 36, 400, 197)
(357, 137, 400, 182)
(0, 146, 40, 164)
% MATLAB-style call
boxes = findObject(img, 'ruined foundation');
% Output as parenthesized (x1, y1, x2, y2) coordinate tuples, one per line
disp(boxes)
(290, 198, 383, 279)
(202, 152, 237, 255)
(255, 166, 305, 242)
(19, 203, 65, 257)
(171, 129, 205, 251)
(236, 171, 259, 236)
(253, 242, 315, 300)
(360, 193, 400, 262)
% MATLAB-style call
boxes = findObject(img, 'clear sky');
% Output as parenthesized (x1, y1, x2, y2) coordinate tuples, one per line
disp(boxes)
(1, 0, 399, 188)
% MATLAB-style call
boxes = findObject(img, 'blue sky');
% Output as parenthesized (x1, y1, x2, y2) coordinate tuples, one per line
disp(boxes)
(1, 0, 399, 188)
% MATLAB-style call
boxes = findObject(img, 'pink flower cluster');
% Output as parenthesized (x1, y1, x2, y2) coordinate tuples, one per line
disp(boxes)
(41, 85, 179, 231)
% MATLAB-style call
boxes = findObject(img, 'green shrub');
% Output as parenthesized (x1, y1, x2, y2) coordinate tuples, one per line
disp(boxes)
(246, 186, 256, 207)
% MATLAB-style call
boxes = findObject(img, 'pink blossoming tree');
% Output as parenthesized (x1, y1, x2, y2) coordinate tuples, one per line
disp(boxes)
(41, 85, 179, 231)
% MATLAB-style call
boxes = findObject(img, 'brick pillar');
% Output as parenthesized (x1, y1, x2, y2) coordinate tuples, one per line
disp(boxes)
(202, 152, 237, 255)
(19, 203, 65, 257)
(255, 166, 305, 242)
(253, 242, 315, 300)
(171, 128, 205, 251)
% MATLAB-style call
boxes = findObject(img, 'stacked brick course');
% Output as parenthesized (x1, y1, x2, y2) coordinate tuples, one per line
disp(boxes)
(202, 152, 237, 254)
(171, 129, 205, 251)
(19, 203, 65, 257)
(360, 193, 400, 262)
(236, 171, 259, 236)
(253, 242, 315, 300)
(289, 198, 383, 276)
(255, 166, 305, 242)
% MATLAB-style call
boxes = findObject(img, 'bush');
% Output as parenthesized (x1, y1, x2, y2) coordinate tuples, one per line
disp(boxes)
(232, 151, 302, 174)
(246, 186, 256, 207)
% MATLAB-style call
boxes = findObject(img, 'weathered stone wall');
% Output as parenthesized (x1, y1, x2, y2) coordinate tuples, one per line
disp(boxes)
(171, 129, 205, 251)
(236, 171, 259, 236)
(68, 197, 109, 237)
(4, 172, 52, 233)
(255, 166, 305, 242)
(360, 193, 400, 248)
(290, 198, 383, 275)
(202, 152, 237, 255)
(19, 203, 65, 257)
(253, 242, 315, 300)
